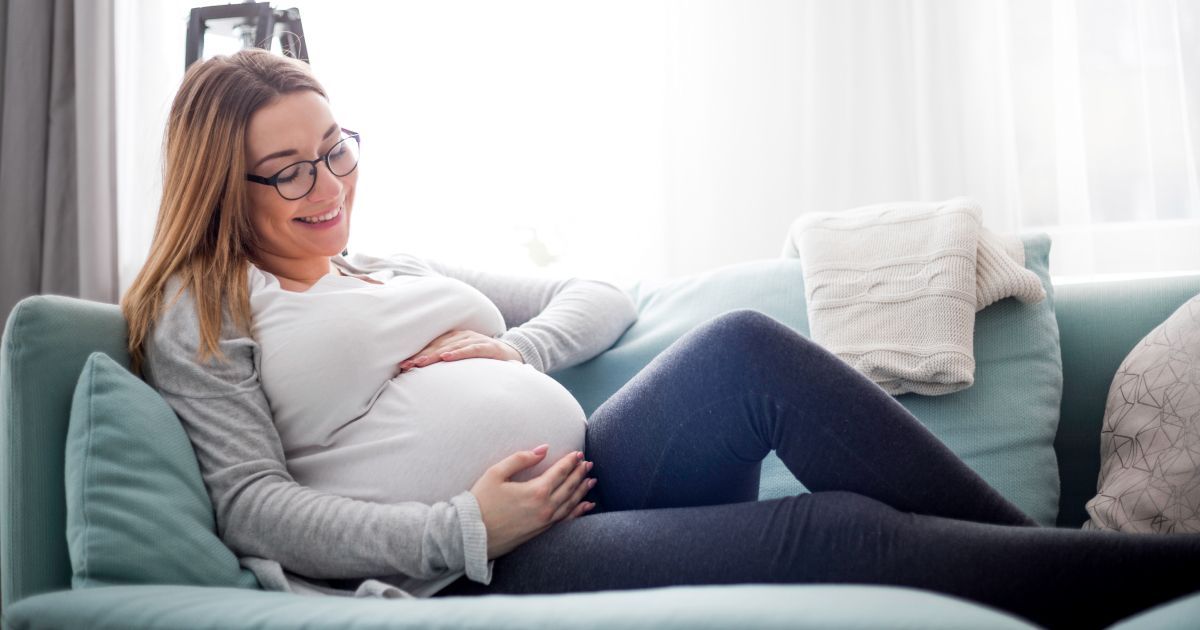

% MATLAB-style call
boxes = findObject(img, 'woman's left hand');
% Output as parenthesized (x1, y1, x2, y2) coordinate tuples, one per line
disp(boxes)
(398, 329, 524, 373)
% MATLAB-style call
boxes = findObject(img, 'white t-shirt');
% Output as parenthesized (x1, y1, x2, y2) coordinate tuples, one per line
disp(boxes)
(247, 257, 588, 506)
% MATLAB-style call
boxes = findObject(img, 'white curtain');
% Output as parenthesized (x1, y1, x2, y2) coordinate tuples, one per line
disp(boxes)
(115, 0, 1200, 293)
(0, 0, 118, 332)
(75, 0, 119, 303)
(664, 0, 1200, 281)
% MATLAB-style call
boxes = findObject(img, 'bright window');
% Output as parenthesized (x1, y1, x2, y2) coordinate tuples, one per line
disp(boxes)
(116, 1, 1200, 294)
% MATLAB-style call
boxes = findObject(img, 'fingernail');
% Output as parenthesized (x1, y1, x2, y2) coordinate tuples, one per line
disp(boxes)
(585, 502, 595, 510)
(587, 478, 597, 488)
(576, 451, 584, 460)
(586, 461, 593, 471)
(532, 444, 549, 455)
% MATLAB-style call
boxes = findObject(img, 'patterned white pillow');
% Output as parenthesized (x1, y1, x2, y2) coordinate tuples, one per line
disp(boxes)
(1084, 294, 1200, 533)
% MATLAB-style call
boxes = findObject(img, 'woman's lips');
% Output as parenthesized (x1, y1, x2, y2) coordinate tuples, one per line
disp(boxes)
(293, 206, 343, 230)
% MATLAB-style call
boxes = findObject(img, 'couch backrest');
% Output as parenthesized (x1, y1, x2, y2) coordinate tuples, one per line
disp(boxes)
(1051, 273, 1200, 527)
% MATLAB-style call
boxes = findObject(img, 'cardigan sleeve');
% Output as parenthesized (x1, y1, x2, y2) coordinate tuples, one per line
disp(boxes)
(416, 256, 639, 373)
(142, 276, 493, 584)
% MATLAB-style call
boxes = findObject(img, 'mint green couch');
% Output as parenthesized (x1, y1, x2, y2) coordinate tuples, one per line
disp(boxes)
(3, 266, 1200, 629)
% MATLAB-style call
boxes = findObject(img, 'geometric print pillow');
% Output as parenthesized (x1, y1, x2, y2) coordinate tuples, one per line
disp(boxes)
(1084, 293, 1200, 533)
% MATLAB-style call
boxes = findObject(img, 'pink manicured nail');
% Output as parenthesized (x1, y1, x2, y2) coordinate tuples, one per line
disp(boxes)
(576, 451, 584, 460)
(532, 444, 549, 455)
(586, 461, 593, 471)
(586, 478, 597, 488)
(416, 355, 427, 363)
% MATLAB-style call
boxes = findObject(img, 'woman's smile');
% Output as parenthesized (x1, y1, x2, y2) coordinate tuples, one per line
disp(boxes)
(293, 204, 343, 230)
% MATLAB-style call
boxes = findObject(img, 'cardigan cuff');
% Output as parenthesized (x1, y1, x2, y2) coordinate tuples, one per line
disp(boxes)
(496, 329, 544, 373)
(451, 491, 494, 585)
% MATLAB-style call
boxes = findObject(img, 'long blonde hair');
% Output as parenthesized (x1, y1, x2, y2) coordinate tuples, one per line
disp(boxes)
(121, 48, 327, 376)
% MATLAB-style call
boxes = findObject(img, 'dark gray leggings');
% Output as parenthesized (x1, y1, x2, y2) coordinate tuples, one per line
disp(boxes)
(434, 309, 1200, 629)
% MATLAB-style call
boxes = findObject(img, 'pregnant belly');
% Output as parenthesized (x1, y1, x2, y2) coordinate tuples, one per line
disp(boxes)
(286, 358, 588, 505)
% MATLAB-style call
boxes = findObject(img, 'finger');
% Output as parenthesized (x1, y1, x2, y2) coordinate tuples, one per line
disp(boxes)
(410, 357, 442, 369)
(415, 337, 486, 366)
(433, 341, 477, 358)
(439, 343, 491, 361)
(548, 458, 590, 506)
(489, 444, 550, 480)
(403, 332, 471, 365)
(563, 500, 596, 522)
(401, 345, 436, 367)
(536, 450, 584, 496)
(410, 348, 450, 368)
(551, 471, 596, 522)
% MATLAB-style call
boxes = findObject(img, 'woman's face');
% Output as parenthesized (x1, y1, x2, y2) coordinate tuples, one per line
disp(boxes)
(244, 90, 357, 264)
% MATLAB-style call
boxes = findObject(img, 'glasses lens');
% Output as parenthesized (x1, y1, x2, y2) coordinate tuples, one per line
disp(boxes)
(327, 135, 360, 176)
(276, 162, 317, 200)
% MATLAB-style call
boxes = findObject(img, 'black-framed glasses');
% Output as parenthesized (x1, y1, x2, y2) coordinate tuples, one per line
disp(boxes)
(246, 129, 361, 200)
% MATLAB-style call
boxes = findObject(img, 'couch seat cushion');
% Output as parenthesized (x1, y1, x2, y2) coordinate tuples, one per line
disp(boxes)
(5, 583, 1036, 629)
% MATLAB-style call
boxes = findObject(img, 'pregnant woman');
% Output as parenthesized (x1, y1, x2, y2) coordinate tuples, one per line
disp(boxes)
(122, 49, 1200, 629)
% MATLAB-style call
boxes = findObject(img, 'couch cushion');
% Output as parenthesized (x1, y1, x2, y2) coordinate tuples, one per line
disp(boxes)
(1053, 274, 1200, 526)
(5, 583, 1036, 629)
(1084, 293, 1200, 533)
(889, 233, 1062, 524)
(65, 351, 259, 589)
(552, 233, 1062, 525)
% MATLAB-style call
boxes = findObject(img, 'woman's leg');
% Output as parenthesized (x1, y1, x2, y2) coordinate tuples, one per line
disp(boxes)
(584, 308, 1033, 526)
(434, 491, 1200, 630)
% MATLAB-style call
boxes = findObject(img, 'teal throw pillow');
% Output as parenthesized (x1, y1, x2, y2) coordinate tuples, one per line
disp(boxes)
(65, 351, 260, 589)
(551, 233, 1062, 525)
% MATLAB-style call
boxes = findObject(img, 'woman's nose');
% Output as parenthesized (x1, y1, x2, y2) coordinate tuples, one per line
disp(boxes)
(307, 161, 343, 202)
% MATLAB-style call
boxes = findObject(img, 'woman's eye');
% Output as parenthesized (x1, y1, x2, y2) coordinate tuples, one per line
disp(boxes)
(276, 165, 302, 183)
(329, 145, 347, 159)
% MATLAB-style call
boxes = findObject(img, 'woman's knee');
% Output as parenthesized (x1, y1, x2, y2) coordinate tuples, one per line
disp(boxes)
(696, 308, 815, 360)
(711, 308, 780, 331)
(704, 308, 787, 343)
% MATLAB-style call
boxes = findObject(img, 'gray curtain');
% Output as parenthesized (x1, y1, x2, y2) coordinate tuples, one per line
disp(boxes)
(0, 0, 118, 334)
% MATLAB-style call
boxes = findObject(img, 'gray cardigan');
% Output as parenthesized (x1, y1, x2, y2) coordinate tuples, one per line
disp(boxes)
(142, 251, 638, 597)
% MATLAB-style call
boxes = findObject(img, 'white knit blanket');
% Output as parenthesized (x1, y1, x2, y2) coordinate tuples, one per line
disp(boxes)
(780, 197, 1046, 396)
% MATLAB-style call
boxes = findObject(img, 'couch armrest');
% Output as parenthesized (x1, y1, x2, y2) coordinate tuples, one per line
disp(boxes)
(1, 296, 129, 610)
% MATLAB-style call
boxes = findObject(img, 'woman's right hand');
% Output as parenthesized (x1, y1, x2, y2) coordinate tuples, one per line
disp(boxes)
(469, 444, 596, 559)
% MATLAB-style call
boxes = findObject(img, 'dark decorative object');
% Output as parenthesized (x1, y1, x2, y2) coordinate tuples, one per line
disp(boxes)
(185, 2, 307, 69)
